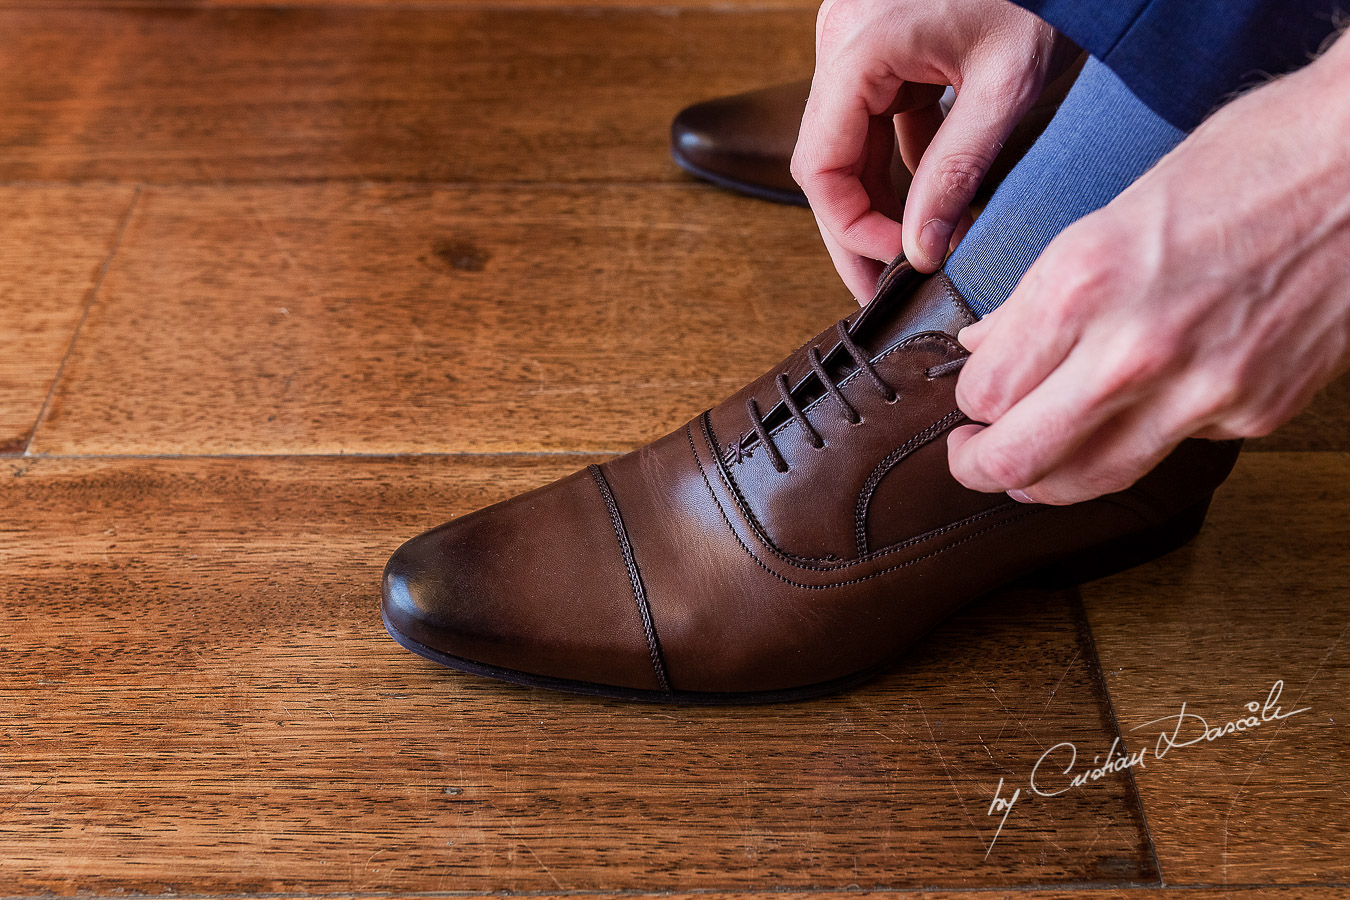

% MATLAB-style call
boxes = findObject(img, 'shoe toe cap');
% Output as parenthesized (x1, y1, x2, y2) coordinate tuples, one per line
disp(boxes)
(380, 467, 665, 693)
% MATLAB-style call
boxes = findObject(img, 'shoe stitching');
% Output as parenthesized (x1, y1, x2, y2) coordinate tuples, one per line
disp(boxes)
(687, 420, 1041, 588)
(853, 408, 969, 557)
(707, 415, 842, 564)
(934, 277, 978, 332)
(707, 335, 969, 564)
(703, 409, 1011, 570)
(725, 333, 963, 467)
(588, 463, 671, 693)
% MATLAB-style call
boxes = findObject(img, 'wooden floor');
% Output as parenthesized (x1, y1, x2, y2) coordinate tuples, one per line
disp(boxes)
(0, 2, 1346, 897)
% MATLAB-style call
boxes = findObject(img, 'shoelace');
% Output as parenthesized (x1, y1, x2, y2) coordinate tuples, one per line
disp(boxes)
(740, 320, 966, 474)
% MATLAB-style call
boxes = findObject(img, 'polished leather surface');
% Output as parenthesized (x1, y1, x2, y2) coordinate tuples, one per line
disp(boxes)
(670, 80, 816, 205)
(670, 58, 1085, 206)
(383, 259, 1240, 699)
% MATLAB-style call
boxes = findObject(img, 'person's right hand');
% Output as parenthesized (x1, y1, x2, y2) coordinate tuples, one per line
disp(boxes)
(791, 0, 1068, 298)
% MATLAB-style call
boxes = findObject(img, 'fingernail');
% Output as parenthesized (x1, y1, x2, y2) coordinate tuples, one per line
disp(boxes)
(956, 325, 975, 349)
(920, 219, 953, 266)
(1007, 490, 1038, 504)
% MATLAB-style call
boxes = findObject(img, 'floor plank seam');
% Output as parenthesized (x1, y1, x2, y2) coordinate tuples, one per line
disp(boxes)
(18, 449, 625, 460)
(0, 179, 751, 190)
(21, 185, 142, 457)
(0, 882, 1346, 900)
(1069, 589, 1167, 889)
(24, 447, 1324, 466)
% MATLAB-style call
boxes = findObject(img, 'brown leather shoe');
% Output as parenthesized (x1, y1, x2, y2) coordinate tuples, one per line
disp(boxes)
(382, 258, 1239, 703)
(671, 80, 816, 206)
(670, 59, 1085, 206)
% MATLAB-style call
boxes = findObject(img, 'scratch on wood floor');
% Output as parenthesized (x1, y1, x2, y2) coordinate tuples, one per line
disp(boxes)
(916, 698, 979, 832)
(1042, 646, 1082, 719)
(0, 777, 54, 822)
(1220, 621, 1346, 882)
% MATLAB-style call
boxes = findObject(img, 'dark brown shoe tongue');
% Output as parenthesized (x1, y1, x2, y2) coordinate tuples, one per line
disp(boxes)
(846, 256, 977, 355)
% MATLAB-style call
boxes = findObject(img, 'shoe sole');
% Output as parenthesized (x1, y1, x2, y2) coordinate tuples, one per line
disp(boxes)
(670, 147, 810, 208)
(381, 605, 886, 705)
(382, 496, 1213, 705)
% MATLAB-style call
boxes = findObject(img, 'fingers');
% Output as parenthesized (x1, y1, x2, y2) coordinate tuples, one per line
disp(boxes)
(901, 65, 1034, 271)
(895, 98, 976, 255)
(797, 79, 936, 299)
(794, 80, 908, 265)
(1003, 405, 1180, 505)
(795, 18, 946, 270)
(948, 342, 1141, 493)
(953, 252, 1086, 425)
(816, 210, 886, 301)
(798, 0, 1054, 283)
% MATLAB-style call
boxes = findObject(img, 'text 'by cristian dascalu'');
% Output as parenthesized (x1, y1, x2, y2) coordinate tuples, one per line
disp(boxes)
(983, 679, 1311, 858)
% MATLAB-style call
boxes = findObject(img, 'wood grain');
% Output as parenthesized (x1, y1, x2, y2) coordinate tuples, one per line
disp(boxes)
(0, 455, 1151, 894)
(0, 7, 812, 182)
(84, 892, 1349, 900)
(32, 184, 850, 455)
(1080, 451, 1350, 883)
(0, 186, 136, 454)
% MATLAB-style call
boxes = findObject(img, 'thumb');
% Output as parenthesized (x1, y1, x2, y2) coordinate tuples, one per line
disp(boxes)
(956, 304, 1003, 351)
(901, 73, 1031, 271)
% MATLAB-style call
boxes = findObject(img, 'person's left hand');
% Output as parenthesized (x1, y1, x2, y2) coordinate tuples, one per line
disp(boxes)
(946, 33, 1350, 505)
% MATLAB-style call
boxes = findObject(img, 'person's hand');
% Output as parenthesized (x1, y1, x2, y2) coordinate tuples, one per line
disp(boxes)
(791, 0, 1067, 297)
(947, 33, 1350, 505)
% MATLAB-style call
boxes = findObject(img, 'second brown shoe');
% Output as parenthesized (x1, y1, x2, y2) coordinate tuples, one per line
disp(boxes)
(671, 58, 1085, 206)
(382, 258, 1239, 703)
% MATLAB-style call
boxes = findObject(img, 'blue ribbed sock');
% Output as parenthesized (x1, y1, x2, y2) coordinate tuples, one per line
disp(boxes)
(945, 56, 1185, 317)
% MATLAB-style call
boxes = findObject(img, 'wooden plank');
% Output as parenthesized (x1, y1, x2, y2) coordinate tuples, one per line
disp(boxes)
(32, 184, 850, 455)
(1080, 451, 1350, 884)
(0, 186, 136, 454)
(78, 892, 1347, 900)
(0, 7, 813, 182)
(0, 455, 1152, 893)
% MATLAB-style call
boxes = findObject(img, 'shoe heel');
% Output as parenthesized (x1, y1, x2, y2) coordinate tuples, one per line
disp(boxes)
(1034, 495, 1214, 590)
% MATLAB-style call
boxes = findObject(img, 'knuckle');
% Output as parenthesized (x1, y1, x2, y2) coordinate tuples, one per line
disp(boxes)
(814, 0, 840, 26)
(1189, 372, 1244, 420)
(955, 376, 1002, 424)
(975, 442, 1030, 490)
(816, 0, 868, 48)
(1044, 226, 1126, 301)
(1052, 251, 1114, 301)
(1085, 466, 1137, 498)
(788, 148, 810, 187)
(1101, 345, 1169, 393)
(933, 153, 991, 202)
(1089, 328, 1174, 399)
(1224, 409, 1281, 438)
(1068, 216, 1126, 258)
